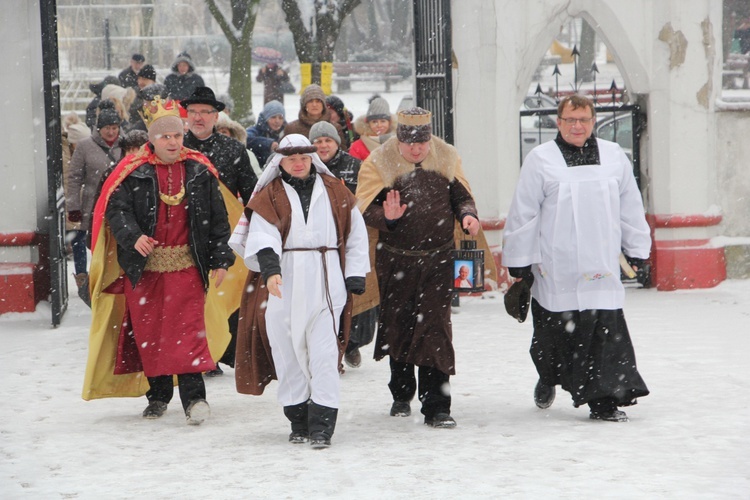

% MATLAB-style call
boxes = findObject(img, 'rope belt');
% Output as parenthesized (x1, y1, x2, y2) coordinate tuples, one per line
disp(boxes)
(285, 246, 339, 336)
(380, 240, 454, 257)
(144, 244, 195, 273)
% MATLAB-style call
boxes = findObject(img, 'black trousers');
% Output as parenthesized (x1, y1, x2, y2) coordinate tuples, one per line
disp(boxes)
(218, 309, 238, 367)
(388, 358, 451, 418)
(146, 373, 206, 413)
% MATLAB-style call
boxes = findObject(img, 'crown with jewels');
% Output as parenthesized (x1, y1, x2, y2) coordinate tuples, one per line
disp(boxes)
(139, 96, 181, 129)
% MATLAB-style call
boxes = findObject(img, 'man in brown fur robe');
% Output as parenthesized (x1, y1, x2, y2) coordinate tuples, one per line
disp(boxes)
(356, 107, 480, 428)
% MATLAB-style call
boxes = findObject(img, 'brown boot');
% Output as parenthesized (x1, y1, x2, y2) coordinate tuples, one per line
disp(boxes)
(74, 273, 91, 308)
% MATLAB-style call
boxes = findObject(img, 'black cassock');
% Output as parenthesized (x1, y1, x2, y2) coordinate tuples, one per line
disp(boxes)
(530, 299, 649, 407)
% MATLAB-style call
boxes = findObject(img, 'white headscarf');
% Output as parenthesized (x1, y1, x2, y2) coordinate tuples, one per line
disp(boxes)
(229, 134, 336, 256)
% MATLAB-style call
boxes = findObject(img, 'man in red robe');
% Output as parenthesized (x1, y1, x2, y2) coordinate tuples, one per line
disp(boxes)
(82, 97, 237, 425)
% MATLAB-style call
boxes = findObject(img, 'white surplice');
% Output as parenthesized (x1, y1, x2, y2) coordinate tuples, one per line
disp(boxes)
(502, 138, 651, 312)
(242, 175, 370, 408)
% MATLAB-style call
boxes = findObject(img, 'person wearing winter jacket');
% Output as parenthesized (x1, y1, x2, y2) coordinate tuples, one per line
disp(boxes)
(66, 101, 123, 305)
(284, 84, 346, 146)
(164, 52, 205, 101)
(246, 100, 286, 168)
(309, 121, 377, 371)
(181, 86, 258, 376)
(325, 95, 358, 151)
(348, 96, 396, 161)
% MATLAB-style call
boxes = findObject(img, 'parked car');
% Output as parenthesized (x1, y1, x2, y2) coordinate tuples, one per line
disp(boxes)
(520, 94, 557, 162)
(595, 112, 633, 163)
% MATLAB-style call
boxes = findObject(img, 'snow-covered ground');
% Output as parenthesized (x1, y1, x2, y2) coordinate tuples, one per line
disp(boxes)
(1, 277, 748, 499)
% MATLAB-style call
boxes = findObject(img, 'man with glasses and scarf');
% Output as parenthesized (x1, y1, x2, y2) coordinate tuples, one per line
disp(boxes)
(502, 94, 651, 423)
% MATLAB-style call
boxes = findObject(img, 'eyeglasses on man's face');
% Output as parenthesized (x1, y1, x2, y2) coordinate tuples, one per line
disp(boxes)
(559, 117, 594, 125)
(186, 109, 217, 117)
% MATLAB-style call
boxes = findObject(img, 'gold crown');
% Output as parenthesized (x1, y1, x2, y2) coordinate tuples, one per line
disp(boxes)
(139, 96, 181, 129)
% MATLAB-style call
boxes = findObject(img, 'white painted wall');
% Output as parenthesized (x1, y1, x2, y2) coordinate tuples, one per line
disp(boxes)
(452, 0, 730, 244)
(0, 0, 48, 246)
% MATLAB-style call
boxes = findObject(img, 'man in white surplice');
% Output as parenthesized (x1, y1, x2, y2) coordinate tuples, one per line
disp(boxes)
(502, 95, 651, 423)
(229, 134, 369, 448)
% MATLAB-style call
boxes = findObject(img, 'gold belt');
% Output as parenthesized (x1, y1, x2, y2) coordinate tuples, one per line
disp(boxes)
(144, 244, 195, 273)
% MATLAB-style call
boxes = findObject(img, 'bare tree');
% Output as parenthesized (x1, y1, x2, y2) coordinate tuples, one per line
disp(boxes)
(281, 0, 361, 83)
(205, 0, 261, 125)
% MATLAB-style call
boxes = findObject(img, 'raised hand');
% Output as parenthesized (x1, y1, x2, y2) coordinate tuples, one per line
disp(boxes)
(384, 190, 407, 220)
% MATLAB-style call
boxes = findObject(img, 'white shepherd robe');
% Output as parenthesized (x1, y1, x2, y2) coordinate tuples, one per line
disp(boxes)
(502, 138, 651, 312)
(241, 175, 369, 408)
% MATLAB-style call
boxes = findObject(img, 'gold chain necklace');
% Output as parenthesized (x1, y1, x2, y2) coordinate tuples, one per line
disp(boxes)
(159, 165, 185, 206)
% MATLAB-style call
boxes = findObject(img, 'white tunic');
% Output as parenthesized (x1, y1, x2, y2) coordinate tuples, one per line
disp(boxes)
(242, 175, 370, 408)
(502, 138, 651, 312)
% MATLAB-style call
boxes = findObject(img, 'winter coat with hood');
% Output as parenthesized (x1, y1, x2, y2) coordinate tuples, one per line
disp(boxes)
(164, 53, 205, 101)
(246, 110, 285, 168)
(66, 130, 123, 229)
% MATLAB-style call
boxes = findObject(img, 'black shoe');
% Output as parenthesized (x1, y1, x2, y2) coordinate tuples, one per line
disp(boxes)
(205, 365, 224, 377)
(344, 348, 362, 368)
(289, 430, 308, 444)
(142, 401, 168, 419)
(390, 401, 411, 417)
(589, 409, 629, 422)
(425, 412, 457, 428)
(309, 432, 331, 449)
(534, 380, 555, 409)
(185, 399, 210, 425)
(284, 402, 309, 443)
(308, 402, 337, 448)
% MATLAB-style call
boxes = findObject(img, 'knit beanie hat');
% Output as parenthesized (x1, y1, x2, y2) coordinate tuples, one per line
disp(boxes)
(137, 64, 157, 82)
(300, 84, 326, 108)
(140, 83, 166, 102)
(396, 107, 432, 143)
(261, 100, 286, 121)
(118, 129, 149, 151)
(96, 101, 121, 129)
(366, 97, 391, 122)
(325, 95, 346, 117)
(309, 121, 341, 146)
(67, 123, 91, 144)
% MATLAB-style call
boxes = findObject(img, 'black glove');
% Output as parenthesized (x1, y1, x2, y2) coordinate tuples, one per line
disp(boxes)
(345, 276, 366, 295)
(508, 265, 535, 286)
(68, 210, 83, 223)
(624, 255, 647, 269)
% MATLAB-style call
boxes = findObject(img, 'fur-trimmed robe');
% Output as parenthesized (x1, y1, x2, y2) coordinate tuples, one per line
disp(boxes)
(356, 135, 494, 375)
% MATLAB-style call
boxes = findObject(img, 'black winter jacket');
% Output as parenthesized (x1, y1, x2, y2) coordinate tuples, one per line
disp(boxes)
(325, 149, 362, 195)
(184, 131, 258, 203)
(105, 157, 235, 289)
(164, 72, 205, 101)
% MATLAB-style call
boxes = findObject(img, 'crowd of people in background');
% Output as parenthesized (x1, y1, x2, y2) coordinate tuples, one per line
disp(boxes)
(66, 49, 650, 450)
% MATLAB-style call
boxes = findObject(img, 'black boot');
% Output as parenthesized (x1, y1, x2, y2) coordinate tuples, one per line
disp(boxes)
(284, 402, 309, 444)
(308, 402, 338, 449)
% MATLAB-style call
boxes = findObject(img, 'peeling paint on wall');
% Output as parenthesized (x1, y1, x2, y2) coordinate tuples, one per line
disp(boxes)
(658, 22, 687, 69)
(697, 17, 715, 109)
